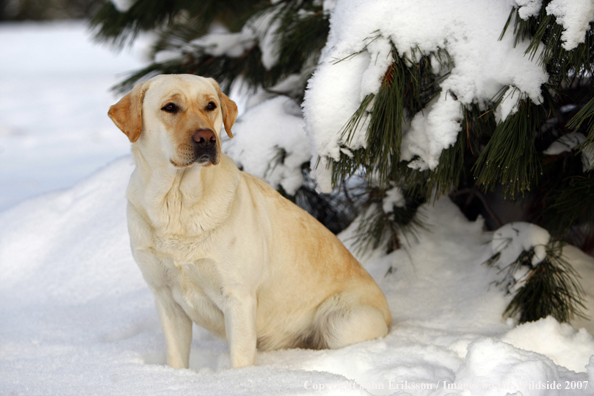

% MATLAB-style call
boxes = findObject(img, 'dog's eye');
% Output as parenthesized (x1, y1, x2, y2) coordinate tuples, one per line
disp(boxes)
(161, 103, 179, 113)
(206, 102, 217, 111)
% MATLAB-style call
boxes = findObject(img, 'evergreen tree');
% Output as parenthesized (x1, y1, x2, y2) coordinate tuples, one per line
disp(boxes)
(91, 0, 594, 324)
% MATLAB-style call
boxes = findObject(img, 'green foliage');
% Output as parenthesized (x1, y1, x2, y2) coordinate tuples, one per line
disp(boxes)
(473, 98, 547, 199)
(543, 174, 594, 237)
(502, 0, 594, 150)
(273, 3, 330, 99)
(426, 103, 493, 198)
(90, 0, 259, 46)
(488, 240, 587, 324)
(350, 188, 425, 254)
(502, 2, 594, 83)
(112, 41, 270, 93)
(568, 97, 594, 150)
(93, 0, 329, 97)
(333, 46, 450, 188)
(2, 0, 102, 21)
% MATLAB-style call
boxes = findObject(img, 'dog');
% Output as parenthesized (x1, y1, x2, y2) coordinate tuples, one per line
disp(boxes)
(108, 74, 391, 369)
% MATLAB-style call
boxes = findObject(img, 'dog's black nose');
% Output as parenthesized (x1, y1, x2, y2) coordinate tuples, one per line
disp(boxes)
(193, 129, 216, 147)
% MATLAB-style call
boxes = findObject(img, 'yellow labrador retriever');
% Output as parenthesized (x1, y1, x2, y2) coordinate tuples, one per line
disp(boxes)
(109, 74, 391, 369)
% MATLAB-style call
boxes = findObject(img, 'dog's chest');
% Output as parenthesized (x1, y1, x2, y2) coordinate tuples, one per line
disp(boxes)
(153, 231, 212, 264)
(143, 237, 227, 334)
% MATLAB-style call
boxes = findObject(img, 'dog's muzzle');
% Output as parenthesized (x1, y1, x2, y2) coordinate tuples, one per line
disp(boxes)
(192, 129, 218, 165)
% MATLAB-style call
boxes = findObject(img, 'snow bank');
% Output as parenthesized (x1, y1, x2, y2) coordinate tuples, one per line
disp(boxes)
(2, 159, 594, 395)
(304, 0, 549, 191)
(503, 317, 594, 373)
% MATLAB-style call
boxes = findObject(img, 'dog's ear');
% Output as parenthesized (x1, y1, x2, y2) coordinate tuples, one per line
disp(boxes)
(108, 81, 150, 143)
(208, 78, 238, 138)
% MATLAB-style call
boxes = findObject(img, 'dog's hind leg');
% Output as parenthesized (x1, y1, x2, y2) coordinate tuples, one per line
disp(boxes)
(312, 294, 389, 349)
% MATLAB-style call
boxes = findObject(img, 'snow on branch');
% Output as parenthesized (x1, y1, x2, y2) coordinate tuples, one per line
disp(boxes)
(486, 222, 586, 323)
(224, 96, 310, 195)
(491, 222, 551, 268)
(303, 0, 549, 191)
(545, 0, 594, 50)
(543, 132, 594, 172)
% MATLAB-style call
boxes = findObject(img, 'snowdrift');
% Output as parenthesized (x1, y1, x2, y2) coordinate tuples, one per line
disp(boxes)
(2, 157, 594, 395)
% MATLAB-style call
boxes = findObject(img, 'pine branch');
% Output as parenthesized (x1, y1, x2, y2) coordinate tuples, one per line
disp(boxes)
(332, 45, 449, 188)
(93, 0, 594, 270)
(90, 0, 261, 47)
(90, 0, 186, 47)
(568, 96, 594, 150)
(473, 98, 547, 199)
(109, 44, 266, 94)
(275, 3, 329, 72)
(501, 2, 594, 86)
(101, 0, 328, 99)
(351, 188, 425, 255)
(426, 104, 493, 198)
(543, 174, 594, 236)
(502, 241, 587, 323)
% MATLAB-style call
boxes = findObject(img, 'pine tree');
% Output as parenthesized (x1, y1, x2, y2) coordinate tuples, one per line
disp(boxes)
(91, 0, 594, 324)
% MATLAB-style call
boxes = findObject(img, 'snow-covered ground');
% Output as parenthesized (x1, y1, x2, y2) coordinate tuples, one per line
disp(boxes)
(0, 21, 145, 211)
(3, 22, 594, 396)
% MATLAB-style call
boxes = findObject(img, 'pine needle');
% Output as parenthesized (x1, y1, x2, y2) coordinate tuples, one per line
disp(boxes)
(473, 99, 546, 199)
(503, 241, 587, 323)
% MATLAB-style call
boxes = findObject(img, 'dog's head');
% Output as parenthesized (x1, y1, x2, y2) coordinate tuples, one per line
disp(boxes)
(108, 74, 238, 167)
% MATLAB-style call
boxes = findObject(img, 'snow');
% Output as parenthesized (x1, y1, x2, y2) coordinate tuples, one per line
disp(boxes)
(250, 8, 283, 70)
(0, 21, 146, 211)
(3, 163, 594, 394)
(322, 0, 337, 15)
(502, 317, 594, 373)
(223, 96, 310, 195)
(543, 133, 594, 172)
(152, 5, 285, 71)
(3, 20, 594, 396)
(543, 133, 585, 155)
(401, 91, 464, 170)
(304, 0, 549, 189)
(154, 49, 182, 63)
(495, 87, 523, 123)
(178, 7, 283, 70)
(545, 0, 594, 50)
(515, 0, 543, 19)
(190, 32, 252, 58)
(491, 222, 551, 266)
(514, 0, 594, 51)
(110, 0, 133, 13)
(382, 186, 405, 214)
